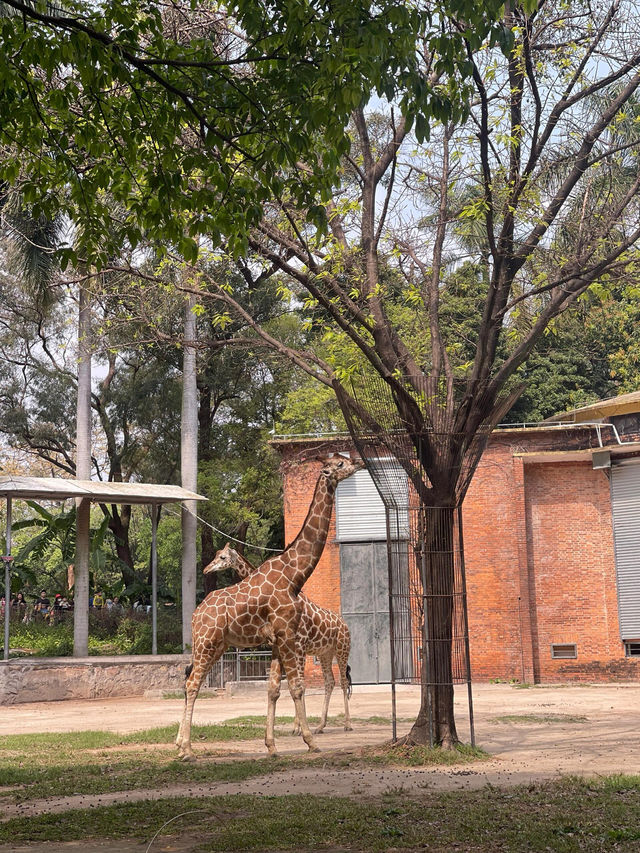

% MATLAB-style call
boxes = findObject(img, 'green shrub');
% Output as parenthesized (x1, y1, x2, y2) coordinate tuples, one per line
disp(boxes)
(8, 610, 182, 656)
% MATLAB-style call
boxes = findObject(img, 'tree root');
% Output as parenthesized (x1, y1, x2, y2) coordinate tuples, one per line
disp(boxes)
(393, 733, 460, 751)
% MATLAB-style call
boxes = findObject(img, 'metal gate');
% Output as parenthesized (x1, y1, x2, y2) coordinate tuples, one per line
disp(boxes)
(339, 542, 392, 683)
(205, 649, 272, 689)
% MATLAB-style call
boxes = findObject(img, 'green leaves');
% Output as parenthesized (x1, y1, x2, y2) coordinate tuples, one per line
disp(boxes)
(0, 0, 505, 265)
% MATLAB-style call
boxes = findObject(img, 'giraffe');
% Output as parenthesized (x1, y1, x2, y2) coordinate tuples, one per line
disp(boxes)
(175, 453, 364, 759)
(204, 543, 353, 737)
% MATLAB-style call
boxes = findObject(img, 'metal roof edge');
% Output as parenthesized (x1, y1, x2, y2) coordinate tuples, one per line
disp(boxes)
(0, 477, 207, 503)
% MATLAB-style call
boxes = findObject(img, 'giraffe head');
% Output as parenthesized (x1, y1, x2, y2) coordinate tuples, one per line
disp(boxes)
(318, 454, 365, 485)
(203, 542, 253, 579)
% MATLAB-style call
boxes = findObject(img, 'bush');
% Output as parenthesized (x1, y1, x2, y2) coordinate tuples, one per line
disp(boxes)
(7, 609, 183, 656)
(9, 620, 74, 657)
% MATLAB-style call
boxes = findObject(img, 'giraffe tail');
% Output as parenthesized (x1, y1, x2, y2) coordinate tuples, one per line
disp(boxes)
(346, 664, 352, 699)
(182, 663, 194, 705)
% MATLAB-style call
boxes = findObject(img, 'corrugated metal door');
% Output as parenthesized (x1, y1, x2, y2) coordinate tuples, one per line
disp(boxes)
(339, 542, 392, 683)
(611, 460, 640, 639)
(335, 466, 409, 541)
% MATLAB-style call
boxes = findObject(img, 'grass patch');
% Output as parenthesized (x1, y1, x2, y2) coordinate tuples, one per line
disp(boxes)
(0, 722, 289, 800)
(0, 721, 268, 752)
(491, 714, 588, 725)
(0, 722, 489, 802)
(220, 713, 391, 727)
(356, 741, 489, 767)
(2, 777, 640, 850)
(0, 745, 292, 800)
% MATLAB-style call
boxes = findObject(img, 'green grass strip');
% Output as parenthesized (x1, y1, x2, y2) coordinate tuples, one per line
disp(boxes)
(1, 777, 640, 850)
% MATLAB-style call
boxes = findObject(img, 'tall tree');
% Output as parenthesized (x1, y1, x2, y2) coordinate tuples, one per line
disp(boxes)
(180, 289, 198, 650)
(151, 0, 640, 746)
(10, 0, 630, 746)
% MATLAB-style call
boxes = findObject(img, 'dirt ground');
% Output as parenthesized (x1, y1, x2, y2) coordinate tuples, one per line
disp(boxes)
(2, 682, 640, 852)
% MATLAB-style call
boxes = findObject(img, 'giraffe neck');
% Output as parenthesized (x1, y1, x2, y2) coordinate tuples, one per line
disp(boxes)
(233, 553, 253, 580)
(283, 473, 336, 592)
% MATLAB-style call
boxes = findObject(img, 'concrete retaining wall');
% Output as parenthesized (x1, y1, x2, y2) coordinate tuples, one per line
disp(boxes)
(0, 654, 192, 705)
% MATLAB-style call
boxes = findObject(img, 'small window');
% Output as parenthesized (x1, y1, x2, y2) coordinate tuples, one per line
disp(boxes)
(624, 642, 640, 657)
(551, 643, 577, 660)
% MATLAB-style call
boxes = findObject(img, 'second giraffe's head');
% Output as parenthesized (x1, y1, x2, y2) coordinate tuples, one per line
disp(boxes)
(203, 542, 251, 578)
(319, 454, 365, 484)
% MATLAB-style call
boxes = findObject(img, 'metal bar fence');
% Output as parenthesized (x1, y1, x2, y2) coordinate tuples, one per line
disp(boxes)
(205, 649, 272, 689)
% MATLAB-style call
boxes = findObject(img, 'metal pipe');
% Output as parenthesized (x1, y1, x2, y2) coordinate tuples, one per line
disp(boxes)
(151, 503, 158, 656)
(385, 508, 398, 742)
(496, 421, 625, 444)
(457, 506, 475, 747)
(3, 498, 12, 662)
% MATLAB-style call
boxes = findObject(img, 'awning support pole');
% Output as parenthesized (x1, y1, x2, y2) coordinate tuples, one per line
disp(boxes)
(151, 503, 158, 655)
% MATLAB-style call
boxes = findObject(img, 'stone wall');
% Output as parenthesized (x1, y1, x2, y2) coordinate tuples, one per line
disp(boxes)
(0, 654, 191, 705)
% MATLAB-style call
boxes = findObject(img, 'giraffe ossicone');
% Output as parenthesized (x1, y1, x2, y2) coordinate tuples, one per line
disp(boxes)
(176, 453, 364, 760)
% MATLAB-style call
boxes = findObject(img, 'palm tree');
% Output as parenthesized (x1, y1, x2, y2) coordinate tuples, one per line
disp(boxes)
(181, 290, 198, 651)
(1, 194, 92, 655)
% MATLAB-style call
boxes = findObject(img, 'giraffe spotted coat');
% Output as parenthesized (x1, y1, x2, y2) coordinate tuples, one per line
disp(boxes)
(205, 543, 352, 734)
(175, 454, 363, 760)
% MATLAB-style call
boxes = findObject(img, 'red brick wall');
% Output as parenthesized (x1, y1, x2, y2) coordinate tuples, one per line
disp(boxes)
(275, 434, 640, 684)
(523, 462, 634, 681)
(462, 440, 530, 681)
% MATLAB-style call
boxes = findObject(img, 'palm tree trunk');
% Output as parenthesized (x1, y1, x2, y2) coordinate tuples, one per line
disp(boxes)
(181, 292, 198, 650)
(73, 284, 92, 657)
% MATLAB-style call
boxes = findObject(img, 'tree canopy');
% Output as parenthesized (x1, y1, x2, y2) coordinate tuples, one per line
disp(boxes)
(0, 0, 506, 262)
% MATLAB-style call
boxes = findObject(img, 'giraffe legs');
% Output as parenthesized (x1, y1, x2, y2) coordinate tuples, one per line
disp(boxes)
(314, 654, 335, 734)
(291, 648, 307, 736)
(176, 644, 223, 761)
(338, 653, 353, 731)
(279, 644, 319, 753)
(265, 655, 282, 756)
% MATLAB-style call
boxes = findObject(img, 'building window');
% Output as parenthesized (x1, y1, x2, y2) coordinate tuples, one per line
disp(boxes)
(624, 642, 640, 657)
(550, 643, 577, 659)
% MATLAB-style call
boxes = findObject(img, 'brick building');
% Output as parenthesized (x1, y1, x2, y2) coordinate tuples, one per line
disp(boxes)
(273, 391, 640, 685)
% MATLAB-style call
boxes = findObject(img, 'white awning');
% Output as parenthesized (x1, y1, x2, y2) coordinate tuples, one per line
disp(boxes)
(0, 476, 206, 504)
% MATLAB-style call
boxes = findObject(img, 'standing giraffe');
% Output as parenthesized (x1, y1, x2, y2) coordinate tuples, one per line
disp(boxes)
(205, 543, 353, 737)
(175, 454, 363, 759)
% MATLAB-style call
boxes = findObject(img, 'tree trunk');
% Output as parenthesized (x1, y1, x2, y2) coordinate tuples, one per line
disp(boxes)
(405, 504, 459, 749)
(107, 505, 137, 588)
(73, 284, 92, 657)
(181, 292, 198, 651)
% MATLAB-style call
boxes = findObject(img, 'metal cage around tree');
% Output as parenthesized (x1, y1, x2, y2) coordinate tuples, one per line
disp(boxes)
(333, 375, 494, 746)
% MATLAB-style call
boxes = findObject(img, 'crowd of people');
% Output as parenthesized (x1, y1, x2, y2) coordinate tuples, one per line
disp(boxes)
(0, 589, 124, 625)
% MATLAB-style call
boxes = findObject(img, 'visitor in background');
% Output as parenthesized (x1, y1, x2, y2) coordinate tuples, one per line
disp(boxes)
(92, 590, 104, 609)
(11, 592, 27, 616)
(51, 594, 65, 624)
(33, 590, 50, 621)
